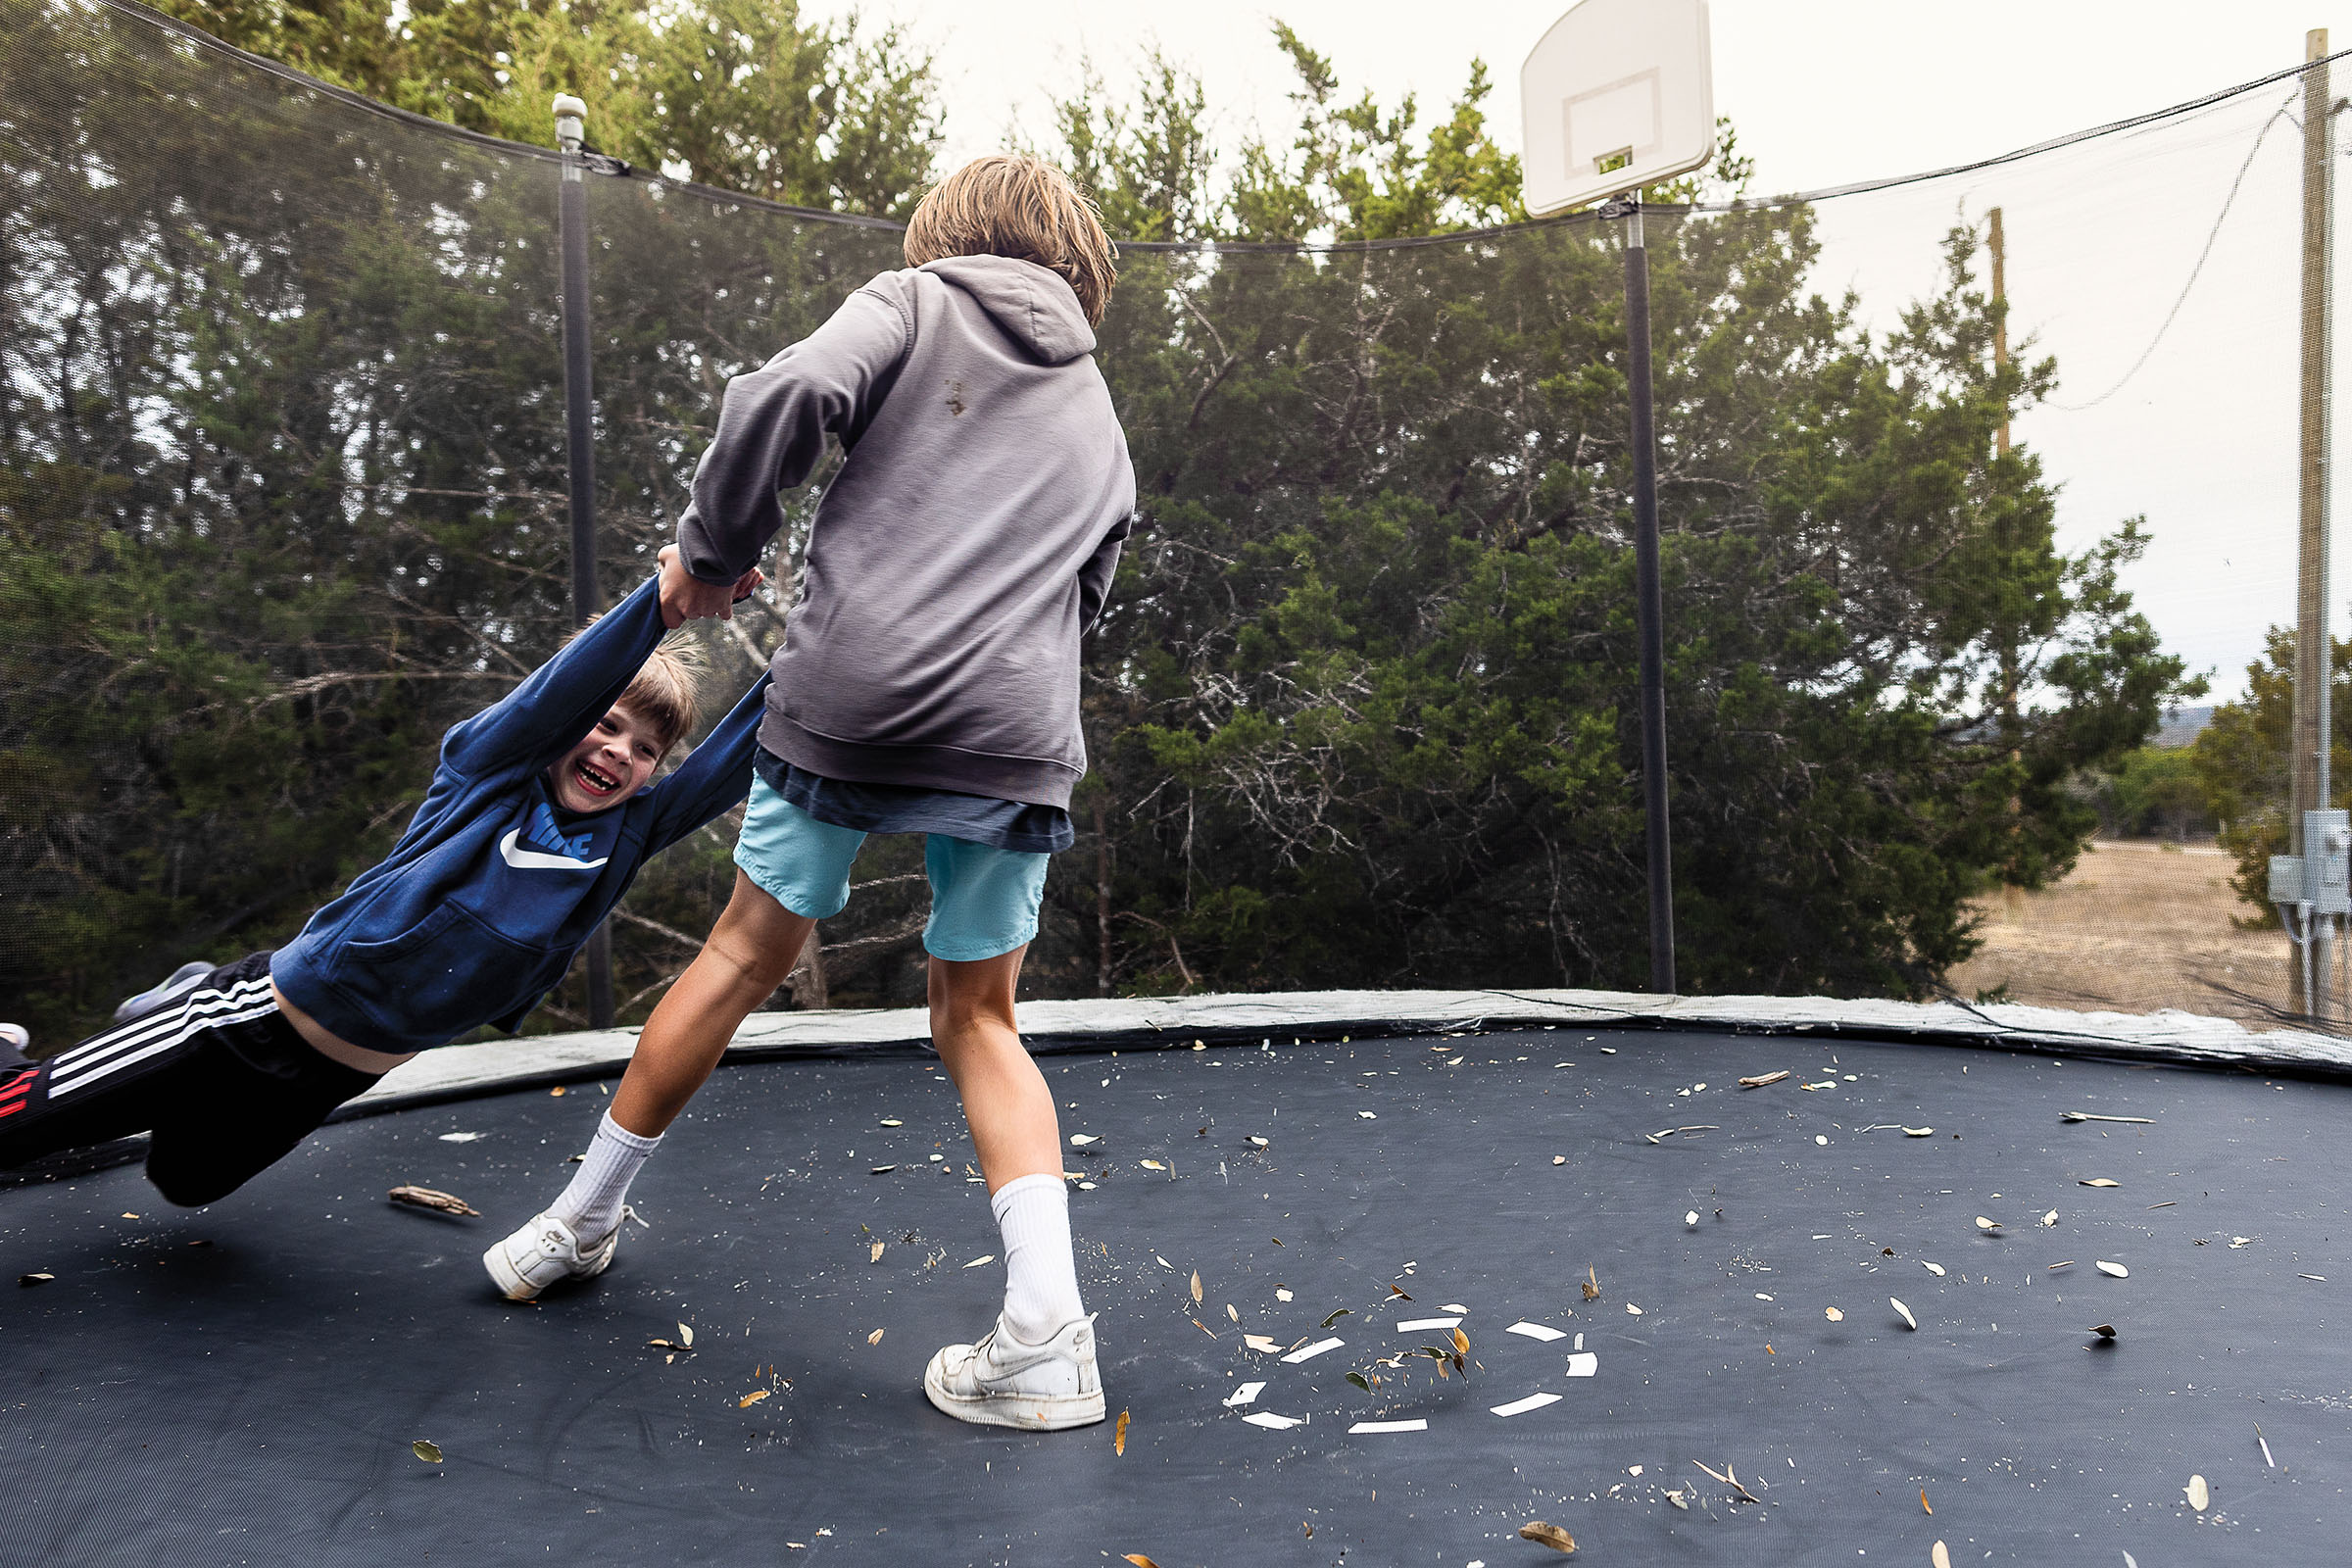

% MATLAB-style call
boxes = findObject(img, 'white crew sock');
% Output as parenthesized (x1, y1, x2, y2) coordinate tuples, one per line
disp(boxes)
(549, 1111, 662, 1244)
(992, 1172, 1086, 1346)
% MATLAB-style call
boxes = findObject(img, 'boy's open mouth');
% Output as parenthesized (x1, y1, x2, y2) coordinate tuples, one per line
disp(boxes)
(574, 760, 622, 797)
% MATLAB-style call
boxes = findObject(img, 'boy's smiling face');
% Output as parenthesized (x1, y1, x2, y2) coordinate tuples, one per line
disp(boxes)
(546, 705, 664, 813)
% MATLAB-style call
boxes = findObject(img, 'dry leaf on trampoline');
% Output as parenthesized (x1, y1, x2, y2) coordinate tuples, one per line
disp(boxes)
(388, 1185, 478, 1216)
(1247, 1135, 1268, 1148)
(1244, 1335, 1282, 1353)
(19, 1273, 53, 1286)
(879, 1118, 902, 1127)
(2096, 1260, 2130, 1278)
(869, 1242, 884, 1262)
(1275, 1287, 1294, 1301)
(1113, 1409, 1130, 1456)
(962, 1254, 996, 1269)
(677, 1323, 694, 1348)
(1322, 1308, 1352, 1329)
(1976, 1217, 2002, 1232)
(1190, 1271, 1202, 1304)
(2081, 1178, 2121, 1188)
(412, 1440, 443, 1464)
(2041, 1210, 2059, 1227)
(2184, 1473, 2210, 1511)
(1740, 1070, 1789, 1088)
(1921, 1261, 1947, 1276)
(1903, 1126, 1935, 1138)
(1517, 1520, 1577, 1552)
(1921, 1487, 1933, 1514)
(1122, 1556, 1162, 1568)
(1932, 1542, 1952, 1568)
(1069, 1134, 1098, 1146)
(1825, 1306, 1844, 1321)
(865, 1328, 884, 1346)
(1226, 1304, 1240, 1324)
(1583, 1267, 1601, 1300)
(739, 1390, 768, 1407)
(1891, 1298, 1918, 1330)
(1625, 1302, 1643, 1316)
(2087, 1323, 2117, 1340)
(1141, 1159, 1165, 1171)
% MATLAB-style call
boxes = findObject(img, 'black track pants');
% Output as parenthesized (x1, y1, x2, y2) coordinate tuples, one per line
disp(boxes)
(0, 954, 379, 1205)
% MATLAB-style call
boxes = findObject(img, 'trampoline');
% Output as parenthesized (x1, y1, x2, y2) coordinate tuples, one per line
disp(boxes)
(5, 1013, 2345, 1565)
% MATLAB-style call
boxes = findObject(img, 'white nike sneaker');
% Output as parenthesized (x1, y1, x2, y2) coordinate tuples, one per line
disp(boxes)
(482, 1211, 619, 1300)
(922, 1313, 1105, 1431)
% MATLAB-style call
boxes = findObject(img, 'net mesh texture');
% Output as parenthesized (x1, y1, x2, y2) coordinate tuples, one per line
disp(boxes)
(1, 0, 2341, 1045)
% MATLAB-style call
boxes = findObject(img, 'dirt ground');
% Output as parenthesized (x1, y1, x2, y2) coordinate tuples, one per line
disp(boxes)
(1943, 838, 2301, 1029)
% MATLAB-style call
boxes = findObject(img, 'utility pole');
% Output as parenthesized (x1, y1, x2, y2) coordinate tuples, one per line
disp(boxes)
(1989, 207, 2010, 460)
(2278, 30, 2340, 1019)
(555, 91, 615, 1030)
(1987, 207, 2026, 914)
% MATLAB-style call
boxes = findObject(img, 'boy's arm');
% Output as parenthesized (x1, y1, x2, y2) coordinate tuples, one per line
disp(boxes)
(674, 281, 913, 585)
(441, 574, 666, 777)
(642, 672, 775, 852)
(1078, 512, 1134, 636)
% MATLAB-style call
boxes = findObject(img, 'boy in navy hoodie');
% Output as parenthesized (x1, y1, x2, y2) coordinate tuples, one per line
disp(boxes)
(0, 547, 765, 1206)
(486, 155, 1136, 1434)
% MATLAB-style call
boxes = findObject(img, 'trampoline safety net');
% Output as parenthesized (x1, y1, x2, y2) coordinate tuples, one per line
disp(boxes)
(3, 0, 2349, 1048)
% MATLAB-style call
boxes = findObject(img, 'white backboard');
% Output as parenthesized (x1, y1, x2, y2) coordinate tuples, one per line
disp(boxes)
(1520, 0, 1715, 217)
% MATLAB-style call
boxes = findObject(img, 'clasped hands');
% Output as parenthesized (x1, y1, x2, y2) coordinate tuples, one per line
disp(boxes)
(657, 543, 765, 629)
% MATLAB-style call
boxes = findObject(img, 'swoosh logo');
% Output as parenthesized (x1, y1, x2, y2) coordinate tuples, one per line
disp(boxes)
(499, 828, 610, 872)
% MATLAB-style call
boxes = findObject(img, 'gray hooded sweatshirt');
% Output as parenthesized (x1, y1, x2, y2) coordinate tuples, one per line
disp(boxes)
(675, 256, 1136, 809)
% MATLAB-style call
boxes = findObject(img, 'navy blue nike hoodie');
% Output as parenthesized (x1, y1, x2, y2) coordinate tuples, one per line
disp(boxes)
(270, 575, 767, 1053)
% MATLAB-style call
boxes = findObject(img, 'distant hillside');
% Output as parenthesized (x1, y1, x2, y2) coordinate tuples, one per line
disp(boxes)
(2151, 705, 2214, 750)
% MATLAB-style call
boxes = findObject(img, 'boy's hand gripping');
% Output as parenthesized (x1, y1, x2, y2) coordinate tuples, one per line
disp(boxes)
(658, 543, 764, 629)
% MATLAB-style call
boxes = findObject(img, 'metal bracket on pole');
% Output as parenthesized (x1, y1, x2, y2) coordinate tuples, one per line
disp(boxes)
(554, 91, 614, 1029)
(1612, 191, 1677, 995)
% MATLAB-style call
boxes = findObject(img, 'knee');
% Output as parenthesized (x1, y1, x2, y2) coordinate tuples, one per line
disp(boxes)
(147, 1160, 242, 1208)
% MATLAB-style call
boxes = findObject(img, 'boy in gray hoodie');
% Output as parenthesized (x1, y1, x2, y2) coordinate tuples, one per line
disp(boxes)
(486, 156, 1134, 1432)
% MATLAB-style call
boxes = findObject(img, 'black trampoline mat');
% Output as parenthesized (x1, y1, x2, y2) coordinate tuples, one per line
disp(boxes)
(3, 1027, 2346, 1566)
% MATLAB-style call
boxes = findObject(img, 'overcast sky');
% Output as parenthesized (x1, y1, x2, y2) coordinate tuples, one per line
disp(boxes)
(818, 0, 2352, 702)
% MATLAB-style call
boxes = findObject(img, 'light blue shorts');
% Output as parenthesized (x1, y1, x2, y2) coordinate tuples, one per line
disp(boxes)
(732, 777, 1050, 962)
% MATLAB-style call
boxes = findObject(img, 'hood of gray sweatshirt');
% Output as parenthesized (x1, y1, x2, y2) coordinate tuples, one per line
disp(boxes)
(674, 256, 1137, 808)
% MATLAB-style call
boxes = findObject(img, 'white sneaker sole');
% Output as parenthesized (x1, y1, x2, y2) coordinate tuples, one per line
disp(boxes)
(922, 1360, 1106, 1431)
(481, 1231, 614, 1302)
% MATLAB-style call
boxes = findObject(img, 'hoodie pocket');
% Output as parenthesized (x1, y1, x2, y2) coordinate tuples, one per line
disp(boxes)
(329, 903, 559, 1045)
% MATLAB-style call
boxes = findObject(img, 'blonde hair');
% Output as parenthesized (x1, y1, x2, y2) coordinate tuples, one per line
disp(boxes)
(559, 618, 708, 755)
(617, 635, 706, 755)
(904, 155, 1118, 325)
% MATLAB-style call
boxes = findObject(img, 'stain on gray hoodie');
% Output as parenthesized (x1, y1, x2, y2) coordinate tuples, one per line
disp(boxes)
(676, 255, 1136, 808)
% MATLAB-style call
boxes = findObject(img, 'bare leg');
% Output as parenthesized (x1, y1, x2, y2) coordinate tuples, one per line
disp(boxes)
(927, 947, 1059, 1191)
(610, 870, 813, 1138)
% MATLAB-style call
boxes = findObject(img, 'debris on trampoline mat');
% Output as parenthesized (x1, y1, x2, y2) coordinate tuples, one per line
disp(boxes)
(5, 1021, 2347, 1561)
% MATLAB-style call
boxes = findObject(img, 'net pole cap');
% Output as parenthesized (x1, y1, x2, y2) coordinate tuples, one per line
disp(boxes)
(552, 93, 587, 151)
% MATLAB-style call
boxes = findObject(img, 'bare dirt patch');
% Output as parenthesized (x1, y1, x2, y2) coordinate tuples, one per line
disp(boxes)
(1944, 839, 2296, 1029)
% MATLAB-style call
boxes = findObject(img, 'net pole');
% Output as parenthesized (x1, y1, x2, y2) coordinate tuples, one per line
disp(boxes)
(1617, 197, 1678, 995)
(555, 93, 615, 1030)
(2292, 31, 2334, 1018)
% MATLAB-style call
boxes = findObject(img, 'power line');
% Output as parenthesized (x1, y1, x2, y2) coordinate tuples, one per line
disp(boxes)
(2046, 93, 2299, 413)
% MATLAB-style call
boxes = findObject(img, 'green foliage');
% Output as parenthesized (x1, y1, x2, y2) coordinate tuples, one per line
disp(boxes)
(149, 0, 941, 215)
(2097, 747, 2214, 840)
(2190, 628, 2352, 924)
